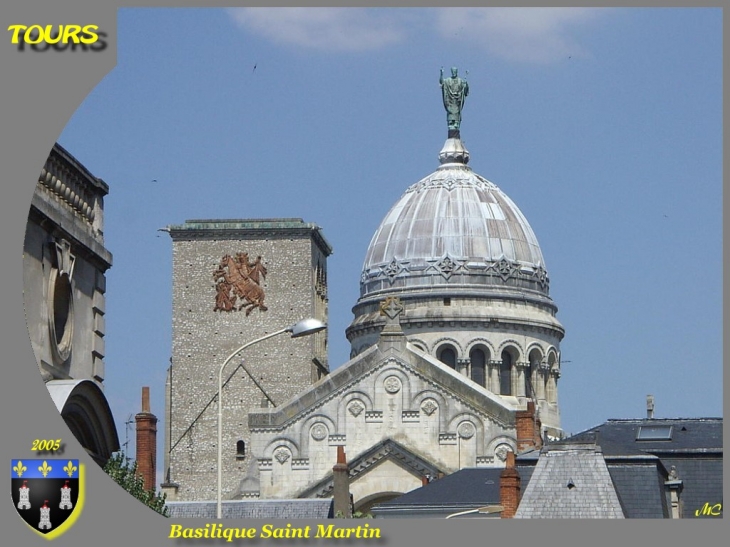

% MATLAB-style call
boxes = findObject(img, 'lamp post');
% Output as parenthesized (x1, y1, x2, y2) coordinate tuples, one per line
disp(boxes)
(445, 505, 504, 519)
(216, 318, 326, 519)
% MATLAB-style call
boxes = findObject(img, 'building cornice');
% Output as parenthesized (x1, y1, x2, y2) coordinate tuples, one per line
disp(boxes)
(167, 218, 333, 256)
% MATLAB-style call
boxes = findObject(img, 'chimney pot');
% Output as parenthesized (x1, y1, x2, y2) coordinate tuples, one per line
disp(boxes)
(135, 386, 157, 491)
(332, 446, 351, 518)
(647, 394, 655, 419)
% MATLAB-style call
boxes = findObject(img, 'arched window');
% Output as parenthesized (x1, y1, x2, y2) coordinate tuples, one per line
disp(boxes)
(236, 440, 246, 458)
(526, 349, 542, 400)
(500, 350, 513, 396)
(547, 353, 558, 404)
(438, 346, 457, 369)
(412, 342, 427, 354)
(470, 349, 486, 387)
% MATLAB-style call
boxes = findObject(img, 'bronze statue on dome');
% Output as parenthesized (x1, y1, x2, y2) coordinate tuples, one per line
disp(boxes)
(439, 66, 469, 137)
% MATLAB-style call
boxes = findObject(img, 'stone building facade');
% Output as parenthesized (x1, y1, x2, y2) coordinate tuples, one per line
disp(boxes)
(247, 304, 520, 511)
(23, 143, 119, 466)
(161, 139, 564, 510)
(163, 219, 331, 501)
(162, 90, 565, 510)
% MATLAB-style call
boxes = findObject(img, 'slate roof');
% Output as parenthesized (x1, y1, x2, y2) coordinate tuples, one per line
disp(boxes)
(661, 456, 723, 518)
(567, 418, 723, 455)
(371, 467, 503, 518)
(563, 418, 723, 518)
(166, 499, 333, 519)
(517, 417, 723, 519)
(356, 418, 722, 519)
(514, 443, 625, 519)
(606, 463, 668, 518)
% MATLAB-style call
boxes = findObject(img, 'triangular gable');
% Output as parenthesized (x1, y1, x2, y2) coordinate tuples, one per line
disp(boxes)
(297, 438, 444, 499)
(249, 340, 516, 431)
(249, 329, 521, 501)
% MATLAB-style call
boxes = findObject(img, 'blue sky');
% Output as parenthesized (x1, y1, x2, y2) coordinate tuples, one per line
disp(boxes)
(55, 7, 722, 472)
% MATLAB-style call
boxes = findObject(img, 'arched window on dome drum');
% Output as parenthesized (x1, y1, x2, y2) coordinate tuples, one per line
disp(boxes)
(547, 353, 558, 404)
(470, 349, 486, 387)
(500, 350, 513, 396)
(526, 349, 542, 400)
(438, 346, 457, 369)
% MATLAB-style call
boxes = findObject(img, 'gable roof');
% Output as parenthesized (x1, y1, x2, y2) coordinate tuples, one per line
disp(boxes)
(298, 438, 444, 500)
(249, 336, 516, 432)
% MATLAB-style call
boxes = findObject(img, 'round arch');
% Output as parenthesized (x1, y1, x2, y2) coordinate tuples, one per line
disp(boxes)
(46, 379, 119, 467)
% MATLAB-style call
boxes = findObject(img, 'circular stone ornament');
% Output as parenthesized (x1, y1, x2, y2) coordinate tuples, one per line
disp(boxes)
(384, 376, 402, 394)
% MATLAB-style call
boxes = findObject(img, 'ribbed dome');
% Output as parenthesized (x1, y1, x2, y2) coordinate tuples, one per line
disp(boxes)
(360, 138, 550, 300)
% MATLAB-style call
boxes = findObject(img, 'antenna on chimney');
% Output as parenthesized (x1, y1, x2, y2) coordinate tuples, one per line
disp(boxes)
(646, 395, 655, 419)
(122, 414, 134, 459)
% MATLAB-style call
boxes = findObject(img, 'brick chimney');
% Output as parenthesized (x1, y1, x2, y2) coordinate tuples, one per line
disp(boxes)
(516, 401, 542, 453)
(135, 387, 157, 492)
(332, 446, 352, 518)
(500, 451, 521, 518)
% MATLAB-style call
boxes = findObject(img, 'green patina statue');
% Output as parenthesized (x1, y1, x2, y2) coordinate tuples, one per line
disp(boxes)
(439, 67, 469, 136)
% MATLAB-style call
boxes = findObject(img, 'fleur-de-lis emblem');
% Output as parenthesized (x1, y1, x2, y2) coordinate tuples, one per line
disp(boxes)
(13, 461, 27, 477)
(38, 461, 52, 477)
(63, 461, 77, 477)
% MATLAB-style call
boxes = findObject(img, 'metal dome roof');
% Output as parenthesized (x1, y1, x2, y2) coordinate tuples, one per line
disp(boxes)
(360, 138, 550, 299)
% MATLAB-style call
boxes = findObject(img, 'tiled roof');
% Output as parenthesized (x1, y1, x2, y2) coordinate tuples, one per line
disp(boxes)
(166, 499, 333, 519)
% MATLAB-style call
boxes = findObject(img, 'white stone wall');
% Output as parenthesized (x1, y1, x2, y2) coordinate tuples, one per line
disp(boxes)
(248, 346, 518, 504)
(349, 296, 563, 431)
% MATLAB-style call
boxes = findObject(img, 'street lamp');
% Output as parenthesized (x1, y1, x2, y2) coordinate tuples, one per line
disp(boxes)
(445, 505, 504, 519)
(216, 318, 326, 519)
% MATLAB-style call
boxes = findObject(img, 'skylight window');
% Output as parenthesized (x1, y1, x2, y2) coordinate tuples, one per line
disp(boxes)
(636, 425, 673, 440)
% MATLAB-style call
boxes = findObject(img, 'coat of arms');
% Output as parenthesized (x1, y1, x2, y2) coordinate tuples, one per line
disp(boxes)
(213, 253, 268, 315)
(10, 459, 82, 538)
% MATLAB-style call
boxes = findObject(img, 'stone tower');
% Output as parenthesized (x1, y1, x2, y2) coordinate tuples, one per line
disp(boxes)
(163, 219, 331, 501)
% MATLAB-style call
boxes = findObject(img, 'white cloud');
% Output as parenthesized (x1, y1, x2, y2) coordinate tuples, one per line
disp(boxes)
(227, 7, 604, 62)
(435, 8, 603, 63)
(227, 8, 407, 52)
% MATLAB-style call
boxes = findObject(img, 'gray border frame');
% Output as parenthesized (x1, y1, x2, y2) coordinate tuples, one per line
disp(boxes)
(0, 2, 725, 546)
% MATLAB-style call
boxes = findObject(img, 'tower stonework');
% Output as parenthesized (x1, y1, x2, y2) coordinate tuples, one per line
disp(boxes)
(163, 219, 331, 501)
